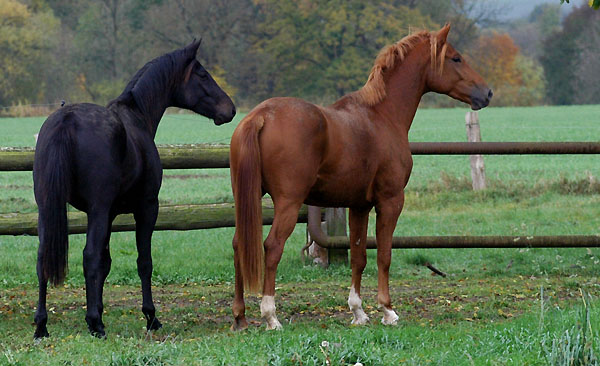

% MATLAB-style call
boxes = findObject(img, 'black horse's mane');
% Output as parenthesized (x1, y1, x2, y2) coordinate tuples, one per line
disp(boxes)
(107, 47, 192, 112)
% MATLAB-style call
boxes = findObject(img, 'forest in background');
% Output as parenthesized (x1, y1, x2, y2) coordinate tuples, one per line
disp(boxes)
(0, 0, 599, 115)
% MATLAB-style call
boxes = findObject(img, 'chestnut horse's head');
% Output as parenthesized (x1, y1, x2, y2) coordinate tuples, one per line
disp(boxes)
(426, 24, 493, 110)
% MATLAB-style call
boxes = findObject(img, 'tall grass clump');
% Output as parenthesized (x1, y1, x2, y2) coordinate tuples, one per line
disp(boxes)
(541, 289, 599, 366)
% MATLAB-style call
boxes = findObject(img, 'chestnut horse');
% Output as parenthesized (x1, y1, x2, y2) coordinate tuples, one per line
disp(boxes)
(230, 25, 492, 330)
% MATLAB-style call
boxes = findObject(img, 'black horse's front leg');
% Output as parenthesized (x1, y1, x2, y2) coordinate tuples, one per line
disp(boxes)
(83, 210, 112, 338)
(134, 201, 162, 331)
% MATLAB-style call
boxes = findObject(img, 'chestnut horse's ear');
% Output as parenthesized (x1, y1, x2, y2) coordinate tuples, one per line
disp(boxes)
(437, 24, 451, 45)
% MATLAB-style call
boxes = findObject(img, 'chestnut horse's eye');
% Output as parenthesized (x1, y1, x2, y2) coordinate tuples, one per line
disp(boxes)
(451, 56, 461, 63)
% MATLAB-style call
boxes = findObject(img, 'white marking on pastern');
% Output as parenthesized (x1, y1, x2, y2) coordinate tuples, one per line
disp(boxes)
(260, 295, 282, 330)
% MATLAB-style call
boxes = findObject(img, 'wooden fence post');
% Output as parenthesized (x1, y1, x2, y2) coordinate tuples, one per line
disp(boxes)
(465, 111, 486, 190)
(325, 207, 348, 265)
(305, 207, 348, 267)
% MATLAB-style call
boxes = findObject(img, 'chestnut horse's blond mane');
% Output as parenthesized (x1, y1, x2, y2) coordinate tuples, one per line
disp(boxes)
(357, 30, 448, 106)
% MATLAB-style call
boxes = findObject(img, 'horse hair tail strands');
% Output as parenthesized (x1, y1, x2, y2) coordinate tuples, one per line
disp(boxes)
(232, 115, 265, 294)
(34, 119, 74, 286)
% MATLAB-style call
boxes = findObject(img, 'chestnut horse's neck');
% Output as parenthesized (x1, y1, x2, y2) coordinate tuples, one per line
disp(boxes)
(371, 43, 430, 134)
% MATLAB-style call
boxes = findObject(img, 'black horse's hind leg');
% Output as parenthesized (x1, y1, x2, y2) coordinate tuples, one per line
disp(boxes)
(134, 201, 162, 331)
(83, 210, 112, 338)
(96, 216, 114, 328)
(34, 252, 49, 339)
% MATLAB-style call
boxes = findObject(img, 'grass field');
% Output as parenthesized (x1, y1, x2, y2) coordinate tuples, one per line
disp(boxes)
(1, 104, 600, 365)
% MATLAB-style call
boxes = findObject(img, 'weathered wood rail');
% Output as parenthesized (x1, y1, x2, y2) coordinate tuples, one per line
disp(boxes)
(2, 143, 600, 252)
(3, 142, 600, 171)
(0, 145, 230, 171)
(0, 202, 308, 236)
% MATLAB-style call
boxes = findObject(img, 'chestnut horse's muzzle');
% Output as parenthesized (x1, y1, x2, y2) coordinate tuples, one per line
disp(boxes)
(470, 87, 493, 110)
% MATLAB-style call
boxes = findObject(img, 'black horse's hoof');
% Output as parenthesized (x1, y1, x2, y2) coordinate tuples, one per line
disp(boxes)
(33, 328, 50, 339)
(86, 317, 106, 338)
(89, 328, 106, 339)
(147, 317, 163, 331)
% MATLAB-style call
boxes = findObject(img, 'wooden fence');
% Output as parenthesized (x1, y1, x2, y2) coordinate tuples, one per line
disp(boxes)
(2, 142, 600, 264)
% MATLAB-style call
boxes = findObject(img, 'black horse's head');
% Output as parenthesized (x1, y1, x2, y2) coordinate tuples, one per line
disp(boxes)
(172, 40, 236, 125)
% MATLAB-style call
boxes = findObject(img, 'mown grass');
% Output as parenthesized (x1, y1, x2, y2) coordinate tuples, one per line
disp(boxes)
(1, 104, 599, 364)
(1, 278, 599, 365)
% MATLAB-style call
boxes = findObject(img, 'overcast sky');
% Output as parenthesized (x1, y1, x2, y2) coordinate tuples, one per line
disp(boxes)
(500, 0, 583, 20)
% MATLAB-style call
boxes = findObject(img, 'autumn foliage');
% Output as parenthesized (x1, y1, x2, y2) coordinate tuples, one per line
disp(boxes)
(469, 32, 545, 106)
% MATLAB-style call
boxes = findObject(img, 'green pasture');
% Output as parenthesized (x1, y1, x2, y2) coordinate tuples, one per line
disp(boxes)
(1, 104, 600, 365)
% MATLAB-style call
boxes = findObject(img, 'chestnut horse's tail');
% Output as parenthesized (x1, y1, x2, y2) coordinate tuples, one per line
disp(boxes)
(231, 115, 265, 293)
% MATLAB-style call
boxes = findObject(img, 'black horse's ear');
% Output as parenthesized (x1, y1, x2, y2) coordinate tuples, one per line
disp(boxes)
(185, 38, 202, 60)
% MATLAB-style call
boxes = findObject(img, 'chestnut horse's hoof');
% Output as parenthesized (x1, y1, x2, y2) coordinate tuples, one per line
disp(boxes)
(351, 314, 369, 325)
(230, 318, 248, 331)
(381, 308, 399, 325)
(265, 319, 282, 330)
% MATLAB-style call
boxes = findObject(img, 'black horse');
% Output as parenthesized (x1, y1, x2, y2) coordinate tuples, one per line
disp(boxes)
(33, 40, 235, 338)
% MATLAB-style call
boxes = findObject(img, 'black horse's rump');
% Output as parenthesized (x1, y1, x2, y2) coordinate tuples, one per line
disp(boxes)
(33, 40, 235, 339)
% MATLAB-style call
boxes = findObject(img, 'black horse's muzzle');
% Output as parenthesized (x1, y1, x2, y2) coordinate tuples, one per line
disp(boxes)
(213, 102, 236, 125)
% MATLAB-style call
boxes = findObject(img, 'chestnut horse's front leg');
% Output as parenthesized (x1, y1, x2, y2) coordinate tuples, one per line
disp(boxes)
(347, 207, 371, 325)
(374, 192, 404, 325)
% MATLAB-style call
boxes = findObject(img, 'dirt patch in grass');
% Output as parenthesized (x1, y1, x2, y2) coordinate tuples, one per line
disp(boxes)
(1, 275, 592, 339)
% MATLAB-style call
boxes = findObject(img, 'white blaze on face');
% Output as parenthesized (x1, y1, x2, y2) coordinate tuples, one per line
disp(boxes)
(260, 295, 282, 330)
(348, 286, 369, 325)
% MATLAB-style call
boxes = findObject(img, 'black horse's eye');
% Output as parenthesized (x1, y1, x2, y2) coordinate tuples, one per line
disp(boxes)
(198, 72, 209, 80)
(451, 56, 461, 63)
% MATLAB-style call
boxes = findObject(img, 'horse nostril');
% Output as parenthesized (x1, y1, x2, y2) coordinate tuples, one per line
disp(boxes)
(488, 89, 494, 99)
(231, 106, 236, 116)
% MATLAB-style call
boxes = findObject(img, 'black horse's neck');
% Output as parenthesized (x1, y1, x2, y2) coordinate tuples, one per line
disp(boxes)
(108, 54, 184, 138)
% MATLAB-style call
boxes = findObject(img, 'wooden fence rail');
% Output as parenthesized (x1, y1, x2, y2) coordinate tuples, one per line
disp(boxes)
(2, 143, 599, 255)
(3, 142, 600, 171)
(0, 202, 308, 236)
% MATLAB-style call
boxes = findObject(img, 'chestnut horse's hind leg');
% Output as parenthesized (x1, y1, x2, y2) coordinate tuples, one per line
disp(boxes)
(134, 201, 162, 332)
(261, 199, 302, 330)
(347, 207, 371, 325)
(231, 231, 248, 331)
(374, 193, 404, 325)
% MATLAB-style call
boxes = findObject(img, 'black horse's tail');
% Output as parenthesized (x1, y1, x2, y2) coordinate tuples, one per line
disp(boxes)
(34, 115, 74, 286)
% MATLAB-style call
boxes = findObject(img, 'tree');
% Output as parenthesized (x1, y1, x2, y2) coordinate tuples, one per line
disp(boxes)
(573, 11, 600, 104)
(0, 0, 60, 106)
(540, 5, 596, 105)
(250, 0, 436, 102)
(71, 0, 149, 103)
(469, 32, 545, 106)
(135, 0, 254, 102)
(507, 4, 560, 59)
